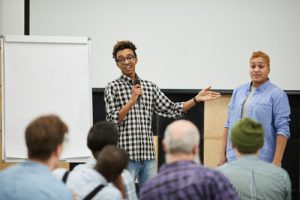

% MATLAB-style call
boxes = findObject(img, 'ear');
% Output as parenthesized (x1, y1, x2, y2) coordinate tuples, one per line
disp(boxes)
(54, 144, 63, 159)
(191, 144, 198, 155)
(162, 139, 168, 153)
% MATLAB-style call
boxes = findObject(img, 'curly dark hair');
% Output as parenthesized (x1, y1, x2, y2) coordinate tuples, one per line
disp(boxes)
(112, 40, 137, 62)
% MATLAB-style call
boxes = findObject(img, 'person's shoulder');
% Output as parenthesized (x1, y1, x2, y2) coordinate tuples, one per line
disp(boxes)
(96, 183, 122, 200)
(35, 167, 72, 197)
(141, 78, 157, 87)
(198, 165, 231, 182)
(121, 169, 134, 182)
(139, 176, 161, 199)
(0, 163, 30, 182)
(262, 161, 290, 178)
(48, 179, 72, 199)
(0, 165, 16, 183)
(217, 162, 232, 172)
(52, 168, 68, 180)
(73, 162, 92, 171)
(1, 164, 72, 199)
(106, 77, 122, 87)
(53, 161, 92, 181)
(68, 166, 105, 186)
(230, 83, 250, 98)
(0, 163, 20, 175)
(140, 172, 162, 191)
(46, 180, 72, 200)
(234, 82, 249, 91)
(268, 82, 287, 94)
(217, 160, 244, 177)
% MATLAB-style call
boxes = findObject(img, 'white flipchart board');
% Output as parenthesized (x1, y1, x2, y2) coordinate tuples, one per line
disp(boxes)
(1, 35, 92, 162)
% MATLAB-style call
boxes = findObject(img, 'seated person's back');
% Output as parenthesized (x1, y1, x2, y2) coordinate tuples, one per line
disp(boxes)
(54, 121, 137, 200)
(0, 115, 72, 200)
(140, 120, 239, 200)
(56, 145, 129, 200)
(218, 117, 291, 200)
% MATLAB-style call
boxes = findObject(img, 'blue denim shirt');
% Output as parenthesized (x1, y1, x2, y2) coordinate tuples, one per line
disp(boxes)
(225, 79, 290, 162)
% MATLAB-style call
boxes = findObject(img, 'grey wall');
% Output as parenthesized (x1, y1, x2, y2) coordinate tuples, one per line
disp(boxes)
(1, 0, 24, 35)
(0, 0, 3, 34)
(2, 0, 300, 90)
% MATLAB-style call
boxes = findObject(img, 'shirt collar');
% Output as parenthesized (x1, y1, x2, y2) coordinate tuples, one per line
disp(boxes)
(160, 160, 197, 172)
(120, 74, 140, 84)
(239, 154, 259, 161)
(247, 79, 271, 92)
(23, 160, 50, 172)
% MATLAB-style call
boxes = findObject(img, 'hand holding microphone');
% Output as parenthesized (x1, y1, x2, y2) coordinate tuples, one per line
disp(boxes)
(133, 79, 142, 106)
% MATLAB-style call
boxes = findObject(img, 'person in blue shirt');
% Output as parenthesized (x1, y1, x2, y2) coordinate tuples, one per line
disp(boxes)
(218, 51, 290, 167)
(0, 115, 72, 200)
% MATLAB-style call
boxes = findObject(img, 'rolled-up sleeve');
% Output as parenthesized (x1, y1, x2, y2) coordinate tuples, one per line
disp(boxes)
(104, 84, 119, 124)
(273, 91, 290, 138)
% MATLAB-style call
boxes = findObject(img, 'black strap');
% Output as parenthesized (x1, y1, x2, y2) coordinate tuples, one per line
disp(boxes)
(62, 171, 70, 183)
(83, 184, 105, 200)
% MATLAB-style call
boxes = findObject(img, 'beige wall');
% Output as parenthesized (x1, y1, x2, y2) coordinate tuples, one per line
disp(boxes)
(204, 95, 231, 168)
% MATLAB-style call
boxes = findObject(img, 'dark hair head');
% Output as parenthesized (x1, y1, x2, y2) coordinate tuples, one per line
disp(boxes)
(87, 121, 119, 158)
(25, 115, 68, 161)
(112, 40, 137, 62)
(94, 145, 129, 182)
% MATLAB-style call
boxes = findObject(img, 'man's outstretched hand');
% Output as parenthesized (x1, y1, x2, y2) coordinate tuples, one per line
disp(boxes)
(195, 86, 221, 102)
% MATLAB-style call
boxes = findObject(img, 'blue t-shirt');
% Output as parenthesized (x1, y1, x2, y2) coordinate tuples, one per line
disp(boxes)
(0, 160, 72, 200)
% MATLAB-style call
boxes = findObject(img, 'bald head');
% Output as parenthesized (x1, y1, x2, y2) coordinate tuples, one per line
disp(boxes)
(163, 120, 200, 154)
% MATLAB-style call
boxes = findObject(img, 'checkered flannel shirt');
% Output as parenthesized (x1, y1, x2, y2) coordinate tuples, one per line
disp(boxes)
(104, 74, 185, 161)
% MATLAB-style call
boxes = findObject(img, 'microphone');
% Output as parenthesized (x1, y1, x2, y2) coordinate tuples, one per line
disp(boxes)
(133, 79, 141, 106)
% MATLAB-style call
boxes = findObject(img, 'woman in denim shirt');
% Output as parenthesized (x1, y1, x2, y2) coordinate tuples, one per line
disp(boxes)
(218, 51, 290, 167)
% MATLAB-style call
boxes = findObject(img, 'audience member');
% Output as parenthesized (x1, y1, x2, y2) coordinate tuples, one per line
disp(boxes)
(54, 121, 137, 200)
(218, 117, 291, 200)
(62, 145, 128, 200)
(0, 115, 72, 200)
(139, 120, 239, 200)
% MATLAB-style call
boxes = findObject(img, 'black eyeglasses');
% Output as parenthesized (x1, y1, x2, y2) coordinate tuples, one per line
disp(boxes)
(116, 55, 136, 64)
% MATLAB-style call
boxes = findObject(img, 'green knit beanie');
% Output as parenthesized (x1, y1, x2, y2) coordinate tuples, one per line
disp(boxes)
(231, 117, 264, 154)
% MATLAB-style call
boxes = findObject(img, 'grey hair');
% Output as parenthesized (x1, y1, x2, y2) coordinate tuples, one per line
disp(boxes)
(164, 120, 200, 154)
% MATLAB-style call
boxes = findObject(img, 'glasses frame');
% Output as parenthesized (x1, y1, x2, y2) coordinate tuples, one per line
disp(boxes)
(116, 55, 136, 64)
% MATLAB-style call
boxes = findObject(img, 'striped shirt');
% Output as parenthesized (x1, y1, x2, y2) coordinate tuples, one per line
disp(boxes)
(104, 74, 184, 161)
(139, 160, 239, 200)
(218, 155, 291, 200)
